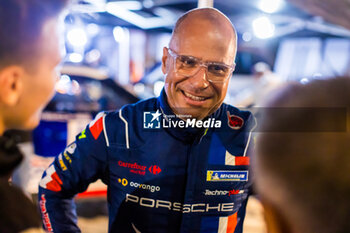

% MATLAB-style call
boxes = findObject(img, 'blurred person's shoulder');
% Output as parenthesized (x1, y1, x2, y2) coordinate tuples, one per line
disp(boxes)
(0, 181, 40, 232)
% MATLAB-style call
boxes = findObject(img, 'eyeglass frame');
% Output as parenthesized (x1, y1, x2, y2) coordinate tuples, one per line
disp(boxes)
(166, 47, 236, 83)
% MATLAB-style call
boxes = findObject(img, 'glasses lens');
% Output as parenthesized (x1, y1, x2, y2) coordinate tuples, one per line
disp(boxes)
(175, 55, 199, 75)
(170, 48, 233, 82)
(208, 64, 230, 76)
(207, 64, 231, 82)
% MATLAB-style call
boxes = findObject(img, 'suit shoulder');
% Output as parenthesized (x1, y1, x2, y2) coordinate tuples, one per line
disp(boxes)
(104, 97, 158, 146)
(105, 97, 158, 120)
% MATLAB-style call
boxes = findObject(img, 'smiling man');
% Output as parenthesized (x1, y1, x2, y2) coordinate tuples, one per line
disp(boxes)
(39, 8, 256, 233)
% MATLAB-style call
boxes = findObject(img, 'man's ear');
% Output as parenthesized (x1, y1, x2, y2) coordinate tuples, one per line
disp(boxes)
(261, 198, 292, 233)
(161, 47, 169, 75)
(0, 66, 24, 106)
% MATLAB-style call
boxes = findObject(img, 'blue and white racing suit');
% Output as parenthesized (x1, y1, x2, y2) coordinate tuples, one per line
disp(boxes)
(38, 90, 256, 233)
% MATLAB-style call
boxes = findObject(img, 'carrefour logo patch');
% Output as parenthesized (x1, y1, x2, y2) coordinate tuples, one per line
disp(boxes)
(206, 170, 248, 182)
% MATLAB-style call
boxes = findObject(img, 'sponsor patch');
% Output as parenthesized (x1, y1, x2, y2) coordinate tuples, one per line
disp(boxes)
(78, 129, 86, 139)
(58, 154, 67, 171)
(39, 194, 53, 232)
(125, 193, 234, 213)
(118, 160, 162, 176)
(65, 143, 77, 154)
(63, 152, 72, 164)
(204, 189, 243, 196)
(118, 178, 128, 186)
(227, 111, 244, 130)
(207, 170, 248, 182)
(118, 160, 147, 175)
(118, 178, 161, 192)
(149, 165, 162, 175)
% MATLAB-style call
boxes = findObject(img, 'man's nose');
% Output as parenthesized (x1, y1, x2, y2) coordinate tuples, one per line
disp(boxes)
(188, 66, 210, 89)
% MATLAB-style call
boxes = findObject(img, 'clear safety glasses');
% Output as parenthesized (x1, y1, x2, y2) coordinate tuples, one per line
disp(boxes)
(167, 48, 235, 83)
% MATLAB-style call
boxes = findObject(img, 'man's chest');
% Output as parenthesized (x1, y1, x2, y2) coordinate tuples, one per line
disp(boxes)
(106, 131, 251, 215)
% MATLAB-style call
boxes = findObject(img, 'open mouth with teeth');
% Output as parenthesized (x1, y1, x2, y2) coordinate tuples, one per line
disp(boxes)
(181, 90, 210, 104)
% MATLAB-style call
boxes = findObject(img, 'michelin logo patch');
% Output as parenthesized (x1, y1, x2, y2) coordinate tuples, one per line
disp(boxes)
(207, 170, 248, 182)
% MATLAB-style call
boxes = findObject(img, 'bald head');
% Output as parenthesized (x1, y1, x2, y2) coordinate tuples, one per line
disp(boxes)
(169, 8, 237, 63)
(170, 8, 236, 45)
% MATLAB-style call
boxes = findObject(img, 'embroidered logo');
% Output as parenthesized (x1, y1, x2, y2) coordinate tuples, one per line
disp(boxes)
(227, 111, 244, 130)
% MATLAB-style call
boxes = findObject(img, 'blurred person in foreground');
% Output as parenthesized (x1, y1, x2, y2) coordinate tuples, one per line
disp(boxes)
(254, 77, 350, 233)
(38, 7, 256, 233)
(0, 0, 68, 232)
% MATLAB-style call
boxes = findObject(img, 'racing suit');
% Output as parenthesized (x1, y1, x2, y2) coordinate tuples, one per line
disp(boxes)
(38, 90, 256, 233)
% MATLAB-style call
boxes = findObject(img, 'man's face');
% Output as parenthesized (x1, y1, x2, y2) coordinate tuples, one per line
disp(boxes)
(162, 18, 236, 119)
(14, 18, 63, 129)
